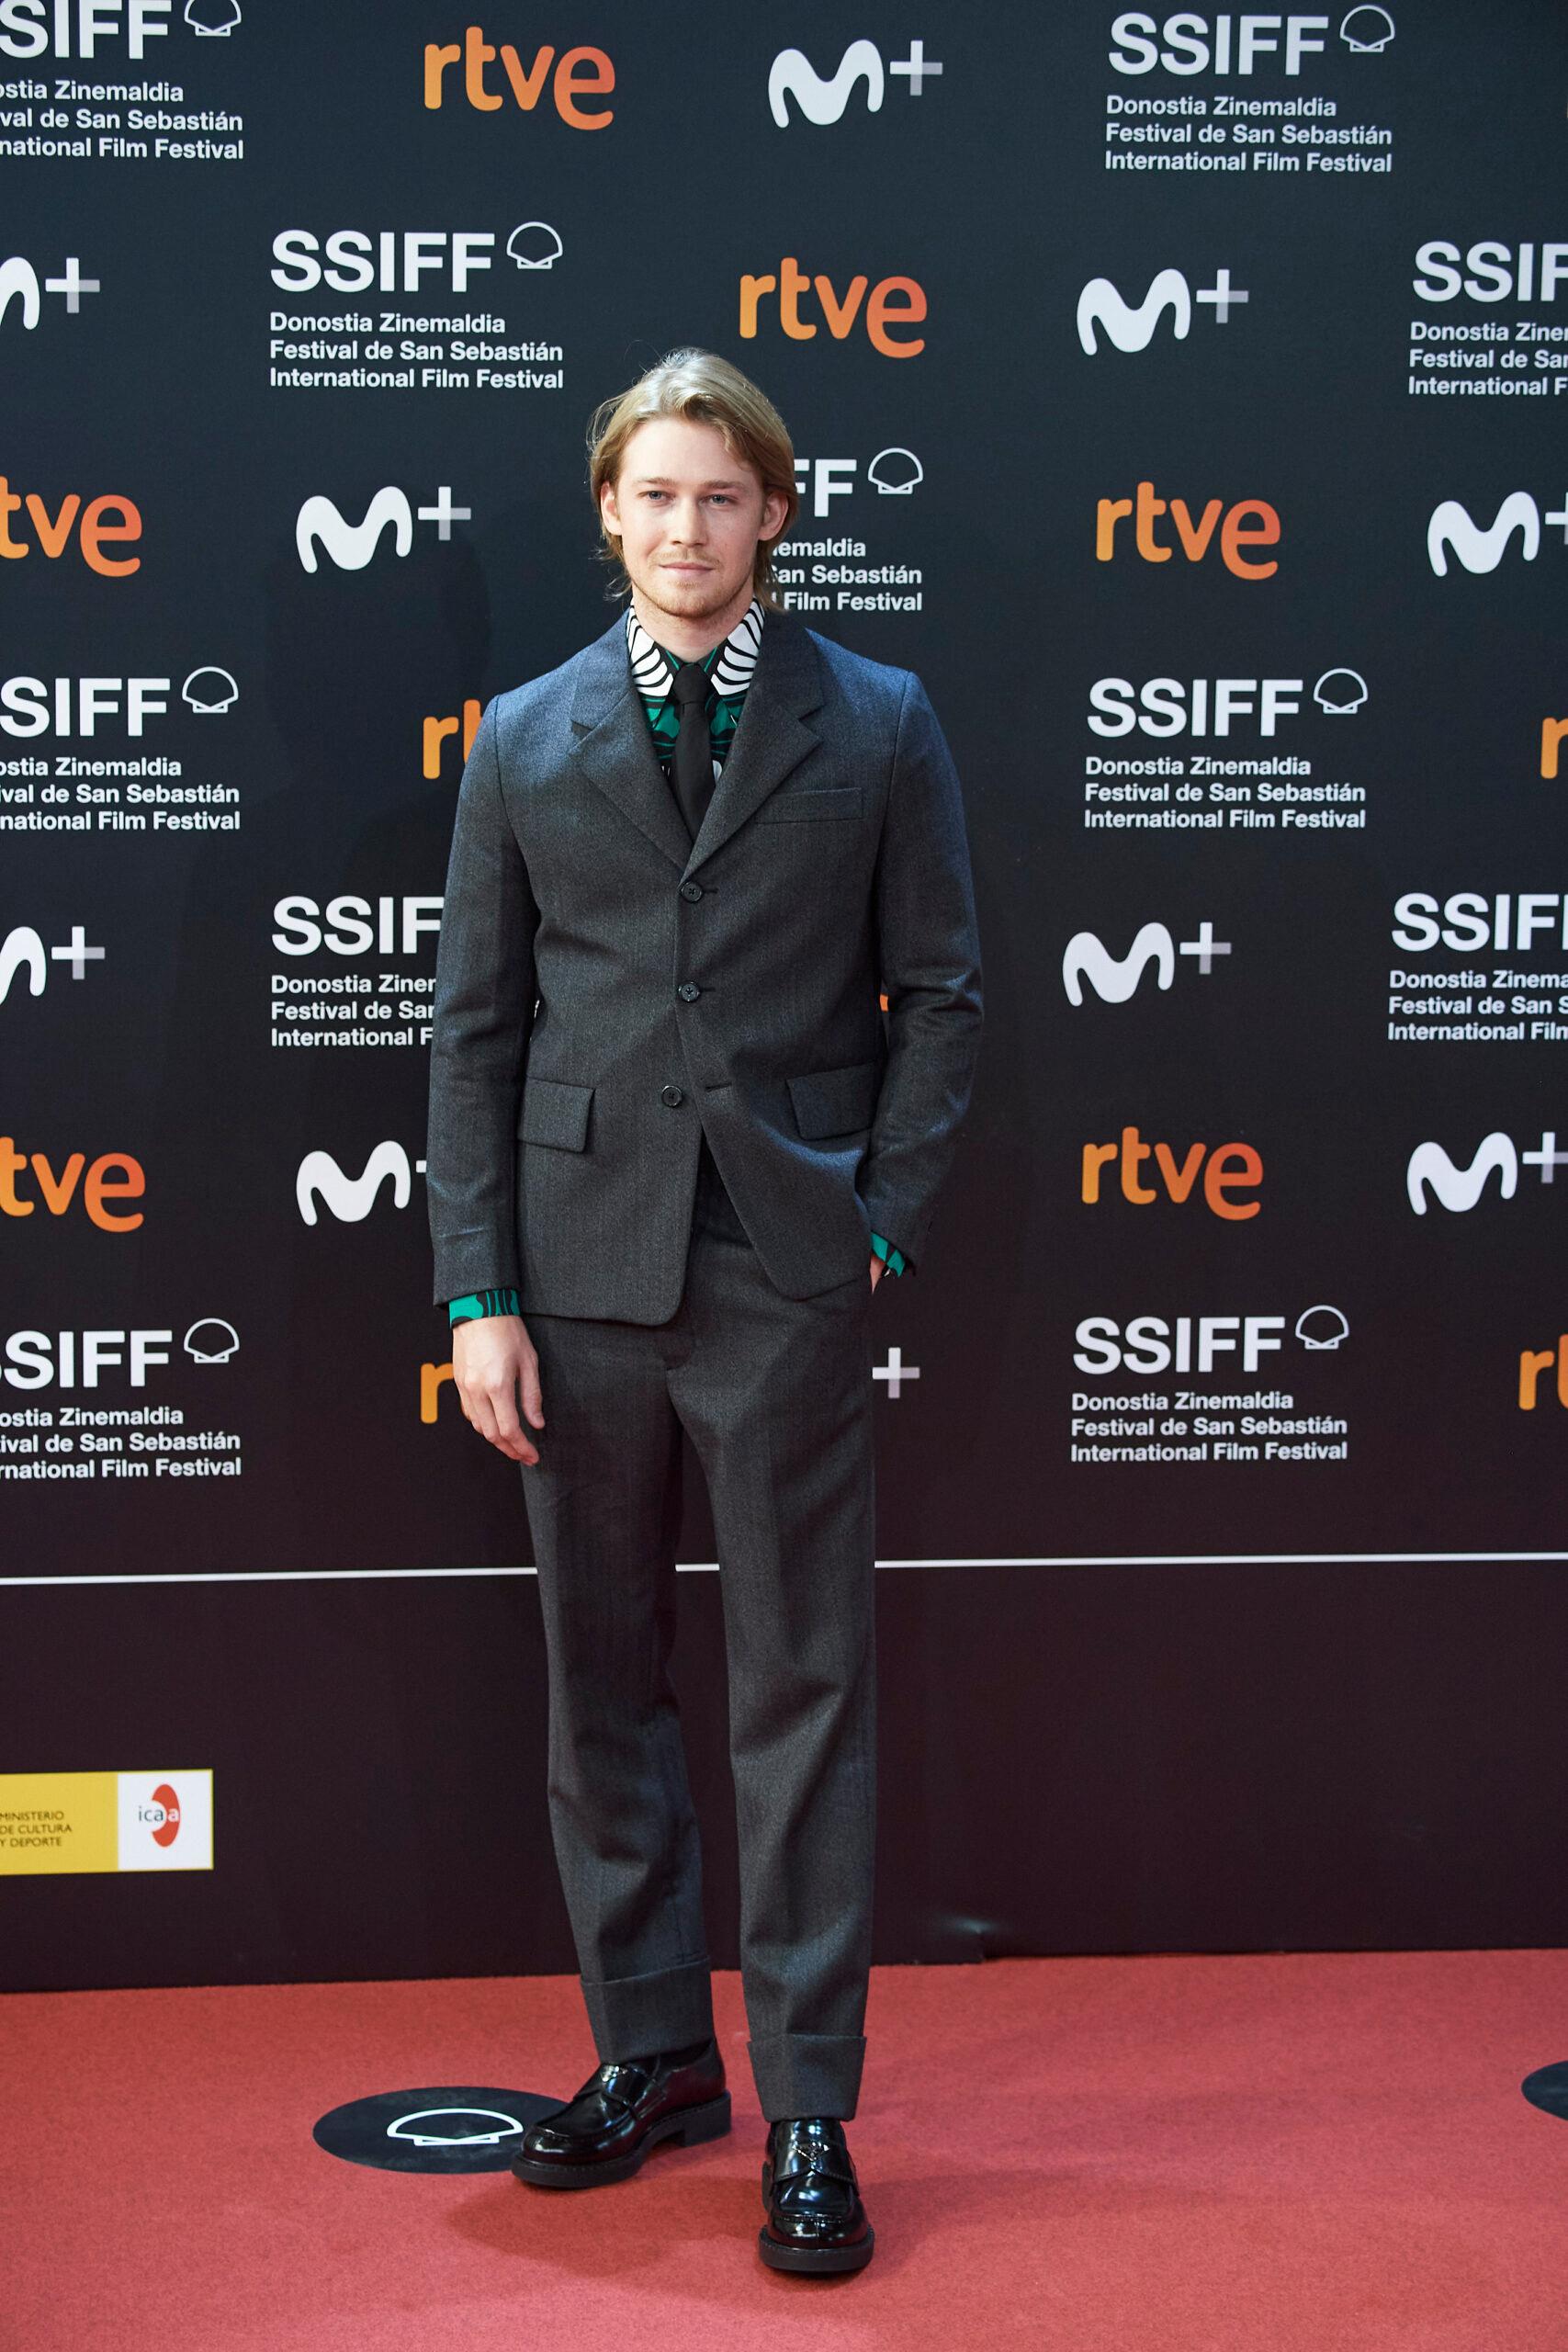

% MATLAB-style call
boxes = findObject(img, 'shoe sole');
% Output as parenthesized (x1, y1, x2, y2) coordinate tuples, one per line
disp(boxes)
(757, 2222, 875, 2274)
(510, 2090, 731, 2188)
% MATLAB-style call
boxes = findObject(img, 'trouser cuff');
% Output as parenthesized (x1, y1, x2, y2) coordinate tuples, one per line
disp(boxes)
(581, 1959, 715, 2062)
(748, 2031, 867, 2121)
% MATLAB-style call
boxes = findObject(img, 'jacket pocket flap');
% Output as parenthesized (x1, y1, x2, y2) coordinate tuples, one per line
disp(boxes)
(786, 1059, 881, 1140)
(518, 1076, 594, 1151)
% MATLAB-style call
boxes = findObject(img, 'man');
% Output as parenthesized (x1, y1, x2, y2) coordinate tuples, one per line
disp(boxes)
(425, 347, 981, 2275)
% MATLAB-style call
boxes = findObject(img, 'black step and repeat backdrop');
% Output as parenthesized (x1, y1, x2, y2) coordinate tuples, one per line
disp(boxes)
(6, 4, 1567, 1987)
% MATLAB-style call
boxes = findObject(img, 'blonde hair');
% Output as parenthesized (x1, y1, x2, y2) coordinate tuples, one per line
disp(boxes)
(587, 347, 800, 606)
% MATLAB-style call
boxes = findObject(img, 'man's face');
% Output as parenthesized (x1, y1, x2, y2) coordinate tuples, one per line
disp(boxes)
(600, 414, 789, 636)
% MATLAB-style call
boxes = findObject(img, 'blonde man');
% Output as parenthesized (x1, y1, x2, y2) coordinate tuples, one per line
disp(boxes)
(427, 349, 982, 2273)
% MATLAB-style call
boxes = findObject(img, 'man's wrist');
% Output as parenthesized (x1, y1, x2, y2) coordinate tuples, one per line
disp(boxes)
(447, 1284, 522, 1327)
(869, 1232, 908, 1277)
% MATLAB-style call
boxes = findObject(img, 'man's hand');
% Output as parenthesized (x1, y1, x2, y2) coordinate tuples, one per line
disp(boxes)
(869, 1253, 883, 1294)
(451, 1314, 546, 1464)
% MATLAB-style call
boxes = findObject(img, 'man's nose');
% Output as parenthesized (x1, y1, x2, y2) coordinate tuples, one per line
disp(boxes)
(667, 498, 708, 539)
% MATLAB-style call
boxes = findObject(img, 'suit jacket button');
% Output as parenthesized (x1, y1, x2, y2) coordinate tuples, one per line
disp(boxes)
(680, 881, 703, 900)
(677, 981, 701, 1001)
(660, 1084, 683, 1107)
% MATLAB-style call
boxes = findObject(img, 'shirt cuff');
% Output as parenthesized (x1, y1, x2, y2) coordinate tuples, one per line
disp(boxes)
(869, 1232, 908, 1277)
(447, 1285, 521, 1326)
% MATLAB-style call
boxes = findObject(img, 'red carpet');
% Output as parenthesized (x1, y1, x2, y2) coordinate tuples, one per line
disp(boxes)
(4, 1951, 1566, 2350)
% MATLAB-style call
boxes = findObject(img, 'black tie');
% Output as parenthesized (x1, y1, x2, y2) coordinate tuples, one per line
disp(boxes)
(671, 661, 715, 844)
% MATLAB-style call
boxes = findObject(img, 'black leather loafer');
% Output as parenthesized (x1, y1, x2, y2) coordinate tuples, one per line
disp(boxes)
(758, 2115, 874, 2272)
(510, 2037, 730, 2188)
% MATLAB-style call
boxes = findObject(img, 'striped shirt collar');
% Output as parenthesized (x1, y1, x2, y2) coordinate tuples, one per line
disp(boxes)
(625, 594, 765, 705)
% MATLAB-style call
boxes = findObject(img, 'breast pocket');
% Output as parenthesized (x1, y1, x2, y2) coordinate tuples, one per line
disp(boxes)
(759, 784, 863, 823)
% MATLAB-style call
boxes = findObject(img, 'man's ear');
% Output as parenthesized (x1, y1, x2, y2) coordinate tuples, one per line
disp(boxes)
(599, 478, 621, 530)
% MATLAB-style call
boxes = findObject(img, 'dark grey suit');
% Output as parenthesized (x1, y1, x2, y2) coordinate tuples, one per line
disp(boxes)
(426, 602, 981, 2118)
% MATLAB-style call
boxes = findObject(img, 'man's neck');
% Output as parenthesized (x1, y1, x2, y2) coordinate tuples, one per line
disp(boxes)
(628, 580, 757, 665)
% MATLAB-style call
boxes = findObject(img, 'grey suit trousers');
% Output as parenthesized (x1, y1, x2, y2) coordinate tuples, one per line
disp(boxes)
(520, 1131, 878, 2120)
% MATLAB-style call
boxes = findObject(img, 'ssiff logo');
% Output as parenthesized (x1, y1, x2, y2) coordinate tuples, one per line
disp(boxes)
(1107, 14, 1393, 75)
(1406, 1130, 1566, 1214)
(296, 486, 470, 572)
(1427, 492, 1568, 575)
(271, 226, 562, 292)
(1077, 266, 1247, 353)
(768, 38, 942, 125)
(1063, 919, 1231, 1003)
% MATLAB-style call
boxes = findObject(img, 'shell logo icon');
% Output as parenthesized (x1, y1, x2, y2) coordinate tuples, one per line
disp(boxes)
(148, 1783, 181, 1847)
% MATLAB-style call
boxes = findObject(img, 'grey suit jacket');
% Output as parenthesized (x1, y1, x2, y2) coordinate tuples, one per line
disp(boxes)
(425, 603, 982, 1323)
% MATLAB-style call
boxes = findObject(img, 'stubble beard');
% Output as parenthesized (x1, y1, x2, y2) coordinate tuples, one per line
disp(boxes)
(632, 555, 752, 639)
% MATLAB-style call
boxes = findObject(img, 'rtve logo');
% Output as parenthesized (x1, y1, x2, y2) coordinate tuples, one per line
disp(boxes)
(0, 254, 98, 330)
(1427, 492, 1568, 575)
(1063, 918, 1231, 1004)
(1406, 1130, 1567, 1215)
(1096, 481, 1280, 577)
(2, 672, 235, 736)
(0, 475, 141, 574)
(1089, 671, 1366, 737)
(295, 486, 470, 573)
(297, 1141, 424, 1225)
(421, 28, 613, 123)
(1082, 1126, 1262, 1218)
(1077, 266, 1248, 355)
(424, 698, 483, 779)
(1108, 13, 1392, 76)
(1, 1134, 144, 1229)
(739, 259, 925, 357)
(271, 227, 563, 294)
(768, 38, 942, 126)
(0, 922, 104, 1000)
(1413, 242, 1568, 306)
(1519, 1335, 1568, 1410)
(1, 1323, 237, 1389)
(272, 896, 443, 956)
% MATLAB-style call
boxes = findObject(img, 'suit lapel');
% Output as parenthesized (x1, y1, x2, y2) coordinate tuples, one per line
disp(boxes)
(569, 604, 825, 877)
(569, 616, 694, 872)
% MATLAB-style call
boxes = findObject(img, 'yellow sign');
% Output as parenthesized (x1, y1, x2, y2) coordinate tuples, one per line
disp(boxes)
(0, 1770, 213, 1874)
